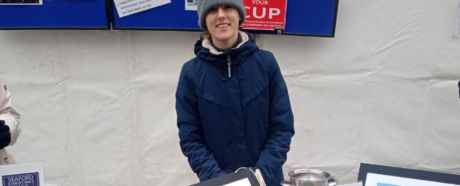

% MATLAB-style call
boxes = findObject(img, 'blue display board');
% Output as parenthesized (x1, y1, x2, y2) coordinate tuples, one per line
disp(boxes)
(113, 0, 339, 37)
(0, 0, 110, 29)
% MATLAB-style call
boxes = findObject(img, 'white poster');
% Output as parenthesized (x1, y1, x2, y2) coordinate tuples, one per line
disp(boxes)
(223, 178, 251, 186)
(0, 161, 45, 186)
(185, 0, 197, 11)
(114, 0, 171, 18)
(0, 0, 42, 5)
(338, 181, 363, 186)
(365, 173, 460, 186)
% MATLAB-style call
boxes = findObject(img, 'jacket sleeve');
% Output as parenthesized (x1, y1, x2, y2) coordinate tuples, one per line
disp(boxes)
(0, 78, 21, 146)
(254, 53, 295, 186)
(175, 64, 226, 182)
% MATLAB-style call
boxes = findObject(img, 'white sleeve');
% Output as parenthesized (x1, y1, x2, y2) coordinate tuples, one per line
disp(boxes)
(0, 78, 21, 146)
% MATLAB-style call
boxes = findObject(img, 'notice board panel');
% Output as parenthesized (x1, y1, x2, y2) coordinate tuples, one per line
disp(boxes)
(113, 0, 339, 37)
(0, 0, 110, 29)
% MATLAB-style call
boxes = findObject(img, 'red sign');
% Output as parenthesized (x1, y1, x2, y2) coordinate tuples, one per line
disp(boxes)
(242, 0, 288, 30)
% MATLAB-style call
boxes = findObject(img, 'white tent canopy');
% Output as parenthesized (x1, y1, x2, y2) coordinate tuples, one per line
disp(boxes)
(0, 0, 459, 185)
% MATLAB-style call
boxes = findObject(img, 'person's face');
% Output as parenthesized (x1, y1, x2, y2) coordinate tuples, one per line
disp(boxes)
(205, 5, 240, 42)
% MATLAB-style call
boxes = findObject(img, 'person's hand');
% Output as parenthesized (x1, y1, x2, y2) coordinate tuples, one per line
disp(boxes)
(0, 120, 11, 150)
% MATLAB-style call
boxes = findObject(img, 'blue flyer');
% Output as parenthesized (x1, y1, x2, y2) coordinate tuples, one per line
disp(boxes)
(377, 183, 399, 186)
(2, 172, 39, 186)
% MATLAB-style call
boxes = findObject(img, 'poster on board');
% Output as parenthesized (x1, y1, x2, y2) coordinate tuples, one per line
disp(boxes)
(114, 0, 171, 18)
(242, 0, 287, 30)
(0, 0, 42, 5)
(185, 0, 197, 11)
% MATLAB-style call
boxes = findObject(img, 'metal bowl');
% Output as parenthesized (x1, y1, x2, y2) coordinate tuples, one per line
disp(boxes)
(282, 169, 338, 186)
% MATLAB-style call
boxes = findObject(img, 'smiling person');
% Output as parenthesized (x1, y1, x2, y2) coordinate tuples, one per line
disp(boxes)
(175, 0, 295, 186)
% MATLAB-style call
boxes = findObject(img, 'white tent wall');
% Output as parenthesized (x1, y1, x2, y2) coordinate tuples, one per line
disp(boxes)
(0, 0, 459, 185)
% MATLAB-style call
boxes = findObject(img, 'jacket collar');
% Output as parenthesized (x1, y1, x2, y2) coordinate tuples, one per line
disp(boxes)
(194, 31, 259, 69)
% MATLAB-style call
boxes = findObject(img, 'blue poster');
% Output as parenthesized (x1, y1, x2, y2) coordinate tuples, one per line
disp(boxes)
(377, 183, 400, 186)
(2, 172, 39, 186)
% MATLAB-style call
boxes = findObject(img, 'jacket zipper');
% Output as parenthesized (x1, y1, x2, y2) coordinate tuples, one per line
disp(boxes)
(227, 56, 231, 78)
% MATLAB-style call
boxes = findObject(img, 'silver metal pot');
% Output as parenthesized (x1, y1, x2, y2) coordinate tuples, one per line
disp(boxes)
(281, 169, 338, 186)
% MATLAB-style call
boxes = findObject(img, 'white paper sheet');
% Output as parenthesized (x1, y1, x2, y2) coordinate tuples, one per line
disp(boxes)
(114, 0, 170, 18)
(365, 173, 460, 186)
(338, 181, 363, 186)
(223, 178, 251, 186)
(185, 0, 197, 11)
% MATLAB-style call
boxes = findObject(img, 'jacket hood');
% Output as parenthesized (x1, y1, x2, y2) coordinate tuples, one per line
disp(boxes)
(194, 31, 259, 69)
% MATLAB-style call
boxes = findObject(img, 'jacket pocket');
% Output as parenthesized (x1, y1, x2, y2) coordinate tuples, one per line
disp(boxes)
(214, 153, 232, 172)
(241, 80, 268, 107)
(196, 90, 227, 109)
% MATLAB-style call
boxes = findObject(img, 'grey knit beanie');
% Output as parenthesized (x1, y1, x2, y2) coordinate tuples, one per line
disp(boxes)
(197, 0, 246, 32)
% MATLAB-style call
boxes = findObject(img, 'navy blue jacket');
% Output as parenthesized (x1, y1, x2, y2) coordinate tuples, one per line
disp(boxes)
(176, 32, 294, 186)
